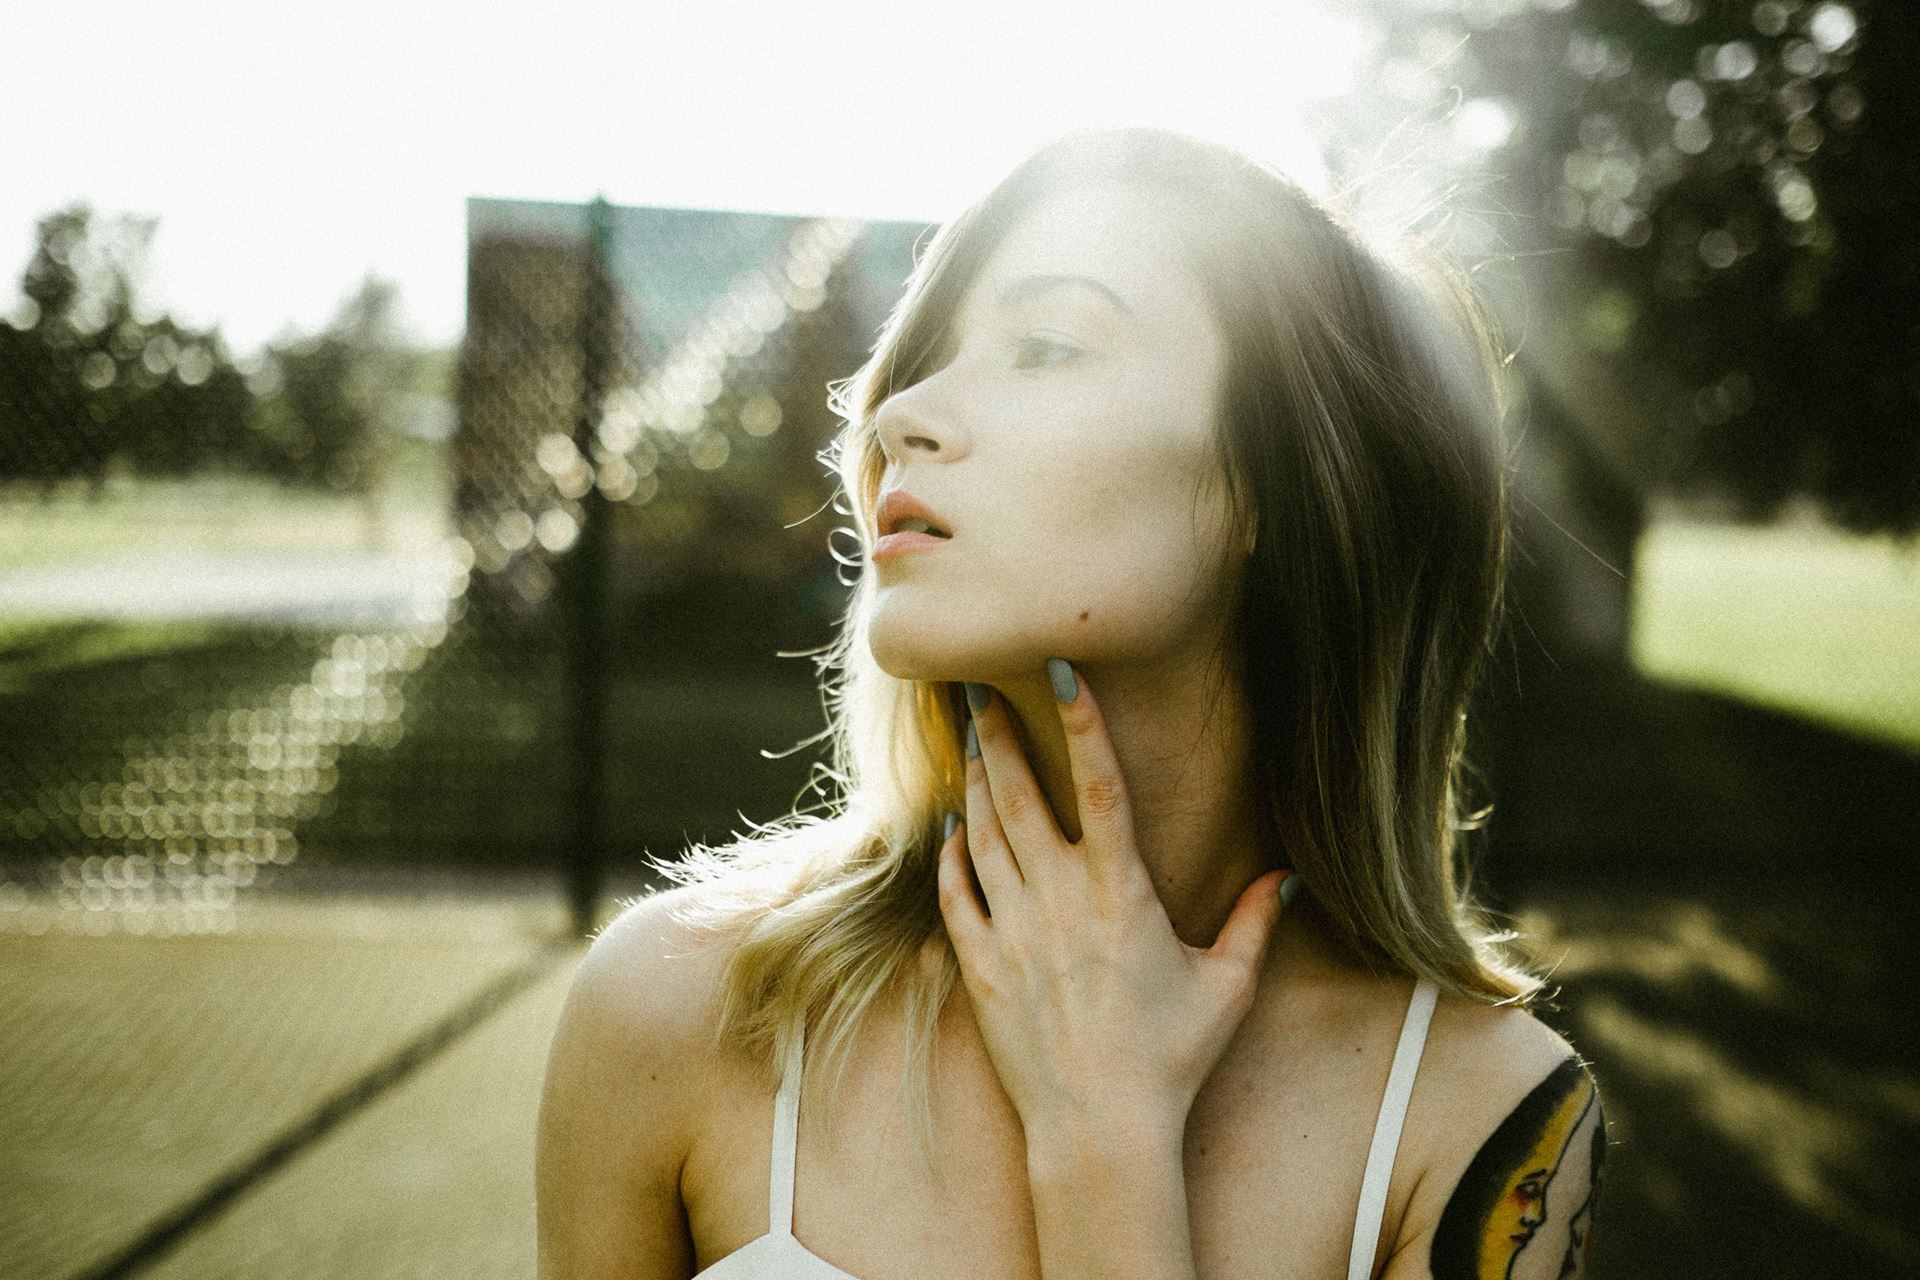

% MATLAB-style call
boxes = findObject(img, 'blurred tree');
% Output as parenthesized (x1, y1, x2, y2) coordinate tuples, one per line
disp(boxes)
(256, 274, 423, 519)
(1376, 0, 1918, 539)
(0, 206, 429, 506)
(0, 204, 251, 493)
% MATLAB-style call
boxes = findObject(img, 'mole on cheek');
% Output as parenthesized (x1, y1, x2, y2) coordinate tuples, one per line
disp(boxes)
(1078, 609, 1090, 622)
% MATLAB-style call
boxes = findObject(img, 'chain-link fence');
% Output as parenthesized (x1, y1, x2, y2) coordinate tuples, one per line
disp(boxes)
(0, 197, 932, 936)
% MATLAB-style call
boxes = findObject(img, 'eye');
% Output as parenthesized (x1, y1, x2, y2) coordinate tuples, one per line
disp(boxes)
(1011, 333, 1081, 370)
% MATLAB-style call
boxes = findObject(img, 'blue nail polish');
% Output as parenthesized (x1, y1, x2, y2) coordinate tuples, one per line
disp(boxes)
(965, 721, 980, 759)
(1046, 657, 1077, 704)
(1279, 873, 1305, 906)
(943, 811, 959, 840)
(965, 682, 990, 712)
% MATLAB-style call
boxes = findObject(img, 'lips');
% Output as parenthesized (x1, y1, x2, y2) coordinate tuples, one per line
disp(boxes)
(876, 488, 952, 540)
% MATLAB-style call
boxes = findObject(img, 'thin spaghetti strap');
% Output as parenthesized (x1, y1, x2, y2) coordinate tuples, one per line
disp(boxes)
(768, 1020, 804, 1237)
(1347, 976, 1439, 1280)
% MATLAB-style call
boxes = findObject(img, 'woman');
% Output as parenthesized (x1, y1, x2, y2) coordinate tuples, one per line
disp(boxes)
(537, 125, 1608, 1280)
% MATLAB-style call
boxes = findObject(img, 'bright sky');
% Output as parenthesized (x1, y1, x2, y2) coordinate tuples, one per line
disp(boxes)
(0, 0, 1385, 357)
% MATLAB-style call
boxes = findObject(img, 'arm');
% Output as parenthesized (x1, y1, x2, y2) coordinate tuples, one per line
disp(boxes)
(536, 889, 722, 1280)
(1024, 1114, 1198, 1280)
(1382, 1044, 1610, 1280)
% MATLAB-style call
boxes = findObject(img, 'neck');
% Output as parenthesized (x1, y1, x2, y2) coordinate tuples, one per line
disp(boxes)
(979, 651, 1283, 950)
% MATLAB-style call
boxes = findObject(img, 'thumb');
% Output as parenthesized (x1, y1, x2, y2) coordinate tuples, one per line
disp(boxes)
(1208, 869, 1297, 975)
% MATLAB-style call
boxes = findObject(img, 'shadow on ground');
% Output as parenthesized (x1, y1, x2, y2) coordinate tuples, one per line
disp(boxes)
(1490, 659, 1920, 1280)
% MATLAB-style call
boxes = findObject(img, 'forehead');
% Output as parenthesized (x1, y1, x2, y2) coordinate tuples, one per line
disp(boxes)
(962, 181, 1207, 325)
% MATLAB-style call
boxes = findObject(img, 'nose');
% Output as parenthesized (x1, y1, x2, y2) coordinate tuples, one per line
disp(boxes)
(873, 372, 969, 466)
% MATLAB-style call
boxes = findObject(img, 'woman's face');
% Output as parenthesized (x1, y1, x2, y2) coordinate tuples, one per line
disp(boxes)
(866, 180, 1242, 683)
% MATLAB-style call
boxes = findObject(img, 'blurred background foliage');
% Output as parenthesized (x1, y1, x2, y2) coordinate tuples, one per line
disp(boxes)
(0, 204, 438, 501)
(1456, 0, 1918, 535)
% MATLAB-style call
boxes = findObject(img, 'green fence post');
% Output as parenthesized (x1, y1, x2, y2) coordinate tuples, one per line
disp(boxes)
(563, 193, 615, 937)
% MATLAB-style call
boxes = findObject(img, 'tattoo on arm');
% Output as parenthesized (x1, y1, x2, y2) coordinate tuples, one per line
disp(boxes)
(1554, 1095, 1605, 1280)
(1429, 1056, 1608, 1280)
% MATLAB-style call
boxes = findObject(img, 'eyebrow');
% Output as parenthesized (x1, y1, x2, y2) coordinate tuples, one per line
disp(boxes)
(995, 272, 1134, 316)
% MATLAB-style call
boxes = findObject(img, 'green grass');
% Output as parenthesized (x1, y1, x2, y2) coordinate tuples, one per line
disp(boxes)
(0, 438, 453, 569)
(1630, 515, 1920, 756)
(0, 619, 237, 694)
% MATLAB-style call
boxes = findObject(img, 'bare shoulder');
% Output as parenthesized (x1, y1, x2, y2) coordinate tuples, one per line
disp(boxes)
(548, 886, 745, 1111)
(1415, 991, 1601, 1147)
(572, 884, 743, 1050)
(535, 884, 747, 1280)
(1382, 991, 1610, 1280)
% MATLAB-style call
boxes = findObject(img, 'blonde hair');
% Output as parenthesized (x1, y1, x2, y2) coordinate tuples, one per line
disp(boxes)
(646, 125, 1545, 1182)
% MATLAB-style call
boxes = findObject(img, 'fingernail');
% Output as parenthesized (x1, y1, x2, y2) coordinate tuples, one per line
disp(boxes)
(943, 811, 959, 840)
(965, 721, 980, 759)
(1279, 872, 1305, 907)
(965, 682, 990, 712)
(1046, 657, 1078, 704)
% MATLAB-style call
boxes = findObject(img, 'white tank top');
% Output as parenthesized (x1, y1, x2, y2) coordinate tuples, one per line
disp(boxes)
(693, 977, 1440, 1280)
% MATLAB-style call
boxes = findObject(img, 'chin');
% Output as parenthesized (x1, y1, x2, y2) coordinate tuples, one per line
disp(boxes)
(866, 618, 961, 683)
(867, 616, 1034, 685)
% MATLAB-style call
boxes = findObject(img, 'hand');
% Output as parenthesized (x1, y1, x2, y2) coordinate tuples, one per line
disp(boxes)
(936, 660, 1301, 1147)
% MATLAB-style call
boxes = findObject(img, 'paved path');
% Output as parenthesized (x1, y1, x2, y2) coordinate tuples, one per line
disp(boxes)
(0, 876, 616, 1280)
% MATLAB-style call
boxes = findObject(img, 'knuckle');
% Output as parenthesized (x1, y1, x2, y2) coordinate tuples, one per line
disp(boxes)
(1079, 773, 1129, 819)
(994, 783, 1037, 822)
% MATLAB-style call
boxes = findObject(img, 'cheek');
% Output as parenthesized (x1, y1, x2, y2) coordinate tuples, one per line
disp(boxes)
(1054, 531, 1230, 650)
(996, 469, 1236, 651)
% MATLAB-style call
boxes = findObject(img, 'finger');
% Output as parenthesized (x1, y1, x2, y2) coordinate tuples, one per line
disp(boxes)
(966, 682, 1063, 880)
(1205, 869, 1293, 996)
(1043, 659, 1138, 868)
(935, 811, 992, 958)
(963, 714, 1025, 910)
